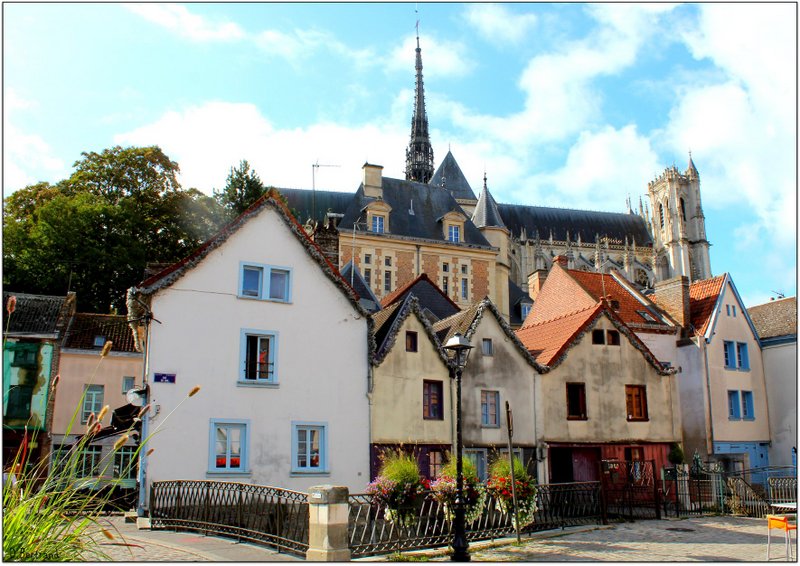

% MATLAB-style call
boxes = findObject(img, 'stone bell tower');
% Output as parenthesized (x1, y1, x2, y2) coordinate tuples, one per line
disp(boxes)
(647, 153, 711, 283)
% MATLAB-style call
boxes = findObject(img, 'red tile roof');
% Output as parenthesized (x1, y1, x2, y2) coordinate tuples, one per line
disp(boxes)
(516, 304, 602, 366)
(688, 275, 726, 336)
(523, 264, 595, 326)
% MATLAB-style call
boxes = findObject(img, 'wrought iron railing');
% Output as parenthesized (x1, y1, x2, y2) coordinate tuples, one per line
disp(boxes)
(768, 476, 798, 506)
(348, 482, 603, 558)
(150, 480, 309, 556)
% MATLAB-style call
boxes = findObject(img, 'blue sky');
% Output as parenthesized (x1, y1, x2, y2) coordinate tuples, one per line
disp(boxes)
(4, 3, 796, 307)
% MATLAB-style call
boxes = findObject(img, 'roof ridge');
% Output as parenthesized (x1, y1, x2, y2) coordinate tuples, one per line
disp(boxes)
(520, 303, 600, 329)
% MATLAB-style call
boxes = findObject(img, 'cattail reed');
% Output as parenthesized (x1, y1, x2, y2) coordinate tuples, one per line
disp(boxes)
(113, 434, 129, 451)
(97, 405, 109, 423)
(146, 448, 154, 457)
(51, 374, 60, 390)
(101, 529, 114, 540)
(100, 341, 113, 357)
(188, 385, 201, 397)
(137, 404, 151, 418)
(6, 295, 16, 315)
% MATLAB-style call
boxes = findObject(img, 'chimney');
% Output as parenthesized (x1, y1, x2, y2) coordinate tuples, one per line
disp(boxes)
(553, 255, 569, 268)
(363, 163, 383, 199)
(653, 276, 691, 333)
(527, 269, 548, 302)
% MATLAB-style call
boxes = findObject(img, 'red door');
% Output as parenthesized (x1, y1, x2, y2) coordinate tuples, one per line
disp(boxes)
(572, 448, 601, 482)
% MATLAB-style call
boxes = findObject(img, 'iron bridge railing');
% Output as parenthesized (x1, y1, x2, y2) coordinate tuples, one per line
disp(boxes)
(150, 480, 309, 557)
(348, 481, 603, 558)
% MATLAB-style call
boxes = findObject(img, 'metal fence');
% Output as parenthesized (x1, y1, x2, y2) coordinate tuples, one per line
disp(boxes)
(150, 480, 309, 557)
(348, 481, 603, 558)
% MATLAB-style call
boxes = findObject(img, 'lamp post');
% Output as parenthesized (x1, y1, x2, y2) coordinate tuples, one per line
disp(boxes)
(443, 332, 473, 562)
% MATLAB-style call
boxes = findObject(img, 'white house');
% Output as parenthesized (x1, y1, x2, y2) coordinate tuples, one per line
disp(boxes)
(127, 189, 372, 509)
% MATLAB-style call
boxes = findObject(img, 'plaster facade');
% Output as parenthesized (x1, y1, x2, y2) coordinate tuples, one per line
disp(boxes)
(761, 340, 797, 469)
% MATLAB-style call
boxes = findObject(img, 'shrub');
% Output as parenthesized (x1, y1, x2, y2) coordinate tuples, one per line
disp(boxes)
(429, 454, 486, 523)
(367, 450, 425, 527)
(485, 455, 538, 528)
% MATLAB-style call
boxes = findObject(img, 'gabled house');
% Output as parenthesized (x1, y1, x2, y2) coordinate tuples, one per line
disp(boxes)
(50, 313, 143, 488)
(433, 298, 545, 480)
(2, 292, 75, 470)
(748, 297, 797, 470)
(655, 273, 771, 480)
(516, 262, 681, 483)
(126, 189, 372, 503)
(381, 272, 461, 323)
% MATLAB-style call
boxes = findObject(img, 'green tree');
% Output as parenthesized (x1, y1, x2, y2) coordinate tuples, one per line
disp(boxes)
(3, 146, 227, 313)
(214, 160, 266, 216)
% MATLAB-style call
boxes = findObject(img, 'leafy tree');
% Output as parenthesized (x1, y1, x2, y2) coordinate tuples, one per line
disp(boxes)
(3, 146, 227, 313)
(214, 160, 266, 216)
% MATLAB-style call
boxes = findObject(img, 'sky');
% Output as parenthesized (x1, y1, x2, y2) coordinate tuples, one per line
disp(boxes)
(4, 3, 796, 308)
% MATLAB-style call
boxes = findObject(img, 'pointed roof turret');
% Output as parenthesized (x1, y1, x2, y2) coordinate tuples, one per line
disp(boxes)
(404, 29, 435, 184)
(471, 172, 506, 229)
(686, 151, 699, 178)
(430, 150, 477, 201)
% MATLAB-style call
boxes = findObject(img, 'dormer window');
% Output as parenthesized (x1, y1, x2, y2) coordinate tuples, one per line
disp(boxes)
(365, 201, 392, 235)
(93, 336, 105, 349)
(448, 225, 461, 243)
(371, 215, 385, 233)
(439, 211, 466, 243)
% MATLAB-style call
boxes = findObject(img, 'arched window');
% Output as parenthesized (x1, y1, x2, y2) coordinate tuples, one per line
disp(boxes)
(680, 198, 686, 223)
(659, 203, 665, 229)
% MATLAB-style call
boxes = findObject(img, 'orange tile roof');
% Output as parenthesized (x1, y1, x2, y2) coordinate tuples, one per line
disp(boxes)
(688, 275, 726, 336)
(516, 304, 602, 366)
(523, 264, 595, 326)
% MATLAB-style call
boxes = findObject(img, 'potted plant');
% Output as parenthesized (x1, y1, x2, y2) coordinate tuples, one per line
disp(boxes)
(366, 450, 425, 527)
(429, 454, 486, 523)
(485, 455, 538, 528)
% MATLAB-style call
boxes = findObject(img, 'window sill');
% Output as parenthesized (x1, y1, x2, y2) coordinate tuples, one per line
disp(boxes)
(237, 381, 279, 389)
(290, 470, 330, 477)
(567, 416, 588, 421)
(423, 417, 444, 421)
(206, 470, 251, 477)
(743, 417, 755, 421)
(626, 418, 649, 422)
(481, 424, 501, 429)
(728, 417, 742, 421)
(236, 295, 292, 305)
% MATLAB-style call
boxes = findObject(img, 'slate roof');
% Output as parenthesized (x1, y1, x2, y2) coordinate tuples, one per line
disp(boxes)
(497, 204, 653, 247)
(472, 181, 507, 229)
(278, 188, 354, 224)
(340, 261, 381, 313)
(338, 177, 492, 248)
(64, 313, 139, 353)
(430, 150, 478, 202)
(748, 297, 797, 340)
(370, 295, 449, 366)
(687, 275, 726, 336)
(508, 278, 532, 328)
(380, 273, 460, 322)
(2, 292, 74, 337)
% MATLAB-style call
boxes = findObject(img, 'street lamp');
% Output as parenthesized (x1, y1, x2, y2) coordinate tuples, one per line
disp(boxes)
(443, 332, 473, 562)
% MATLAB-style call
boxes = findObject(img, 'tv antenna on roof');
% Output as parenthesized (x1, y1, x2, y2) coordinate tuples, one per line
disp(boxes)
(311, 160, 340, 222)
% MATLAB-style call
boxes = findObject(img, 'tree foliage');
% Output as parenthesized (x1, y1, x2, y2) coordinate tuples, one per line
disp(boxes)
(3, 146, 228, 313)
(214, 160, 266, 216)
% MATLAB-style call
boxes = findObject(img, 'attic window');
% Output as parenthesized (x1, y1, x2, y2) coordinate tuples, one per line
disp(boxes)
(637, 310, 656, 323)
(592, 329, 605, 344)
(93, 336, 106, 348)
(607, 330, 620, 346)
(442, 263, 449, 273)
(610, 300, 620, 311)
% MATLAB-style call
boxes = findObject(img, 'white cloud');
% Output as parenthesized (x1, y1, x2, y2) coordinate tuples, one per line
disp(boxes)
(113, 101, 408, 197)
(124, 4, 245, 42)
(254, 28, 374, 69)
(387, 35, 473, 79)
(463, 4, 538, 45)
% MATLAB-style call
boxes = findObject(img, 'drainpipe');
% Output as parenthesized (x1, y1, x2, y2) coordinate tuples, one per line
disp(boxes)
(415, 245, 421, 278)
(137, 306, 153, 517)
(700, 337, 715, 459)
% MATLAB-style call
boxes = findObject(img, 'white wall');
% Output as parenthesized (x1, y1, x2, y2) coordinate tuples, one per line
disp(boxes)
(762, 341, 797, 468)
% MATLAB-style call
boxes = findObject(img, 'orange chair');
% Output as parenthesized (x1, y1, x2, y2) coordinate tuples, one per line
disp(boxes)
(766, 514, 797, 561)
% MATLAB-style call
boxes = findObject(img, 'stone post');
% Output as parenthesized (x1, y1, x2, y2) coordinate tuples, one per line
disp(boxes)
(306, 485, 351, 561)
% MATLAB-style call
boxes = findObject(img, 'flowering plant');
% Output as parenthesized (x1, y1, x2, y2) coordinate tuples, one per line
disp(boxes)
(485, 455, 538, 528)
(366, 450, 425, 527)
(429, 455, 486, 523)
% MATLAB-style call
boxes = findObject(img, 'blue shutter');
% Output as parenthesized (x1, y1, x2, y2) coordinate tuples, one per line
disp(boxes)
(737, 343, 750, 370)
(728, 391, 741, 419)
(724, 341, 736, 369)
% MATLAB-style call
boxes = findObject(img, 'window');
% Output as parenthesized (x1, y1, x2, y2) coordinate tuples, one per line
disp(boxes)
(566, 383, 587, 420)
(114, 446, 137, 480)
(481, 338, 493, 356)
(384, 271, 392, 292)
(364, 268, 371, 283)
(77, 445, 102, 478)
(680, 198, 686, 222)
(364, 253, 372, 264)
(461, 278, 468, 300)
(423, 380, 444, 420)
(240, 330, 277, 384)
(292, 422, 327, 473)
(741, 391, 755, 420)
(723, 341, 736, 369)
(11, 343, 37, 368)
(239, 263, 292, 302)
(406, 331, 418, 352)
(592, 329, 605, 344)
(371, 215, 385, 233)
(732, 306, 737, 317)
(209, 420, 249, 473)
(726, 305, 731, 316)
(442, 277, 449, 296)
(638, 309, 656, 322)
(728, 390, 741, 420)
(50, 445, 71, 478)
(610, 300, 621, 311)
(521, 304, 532, 320)
(465, 449, 488, 481)
(442, 263, 449, 273)
(82, 385, 104, 424)
(93, 336, 106, 348)
(607, 330, 620, 346)
(385, 256, 392, 267)
(122, 376, 135, 394)
(659, 203, 665, 229)
(736, 342, 749, 370)
(481, 390, 500, 427)
(428, 450, 443, 479)
(625, 385, 648, 421)
(448, 224, 461, 243)
(461, 264, 468, 275)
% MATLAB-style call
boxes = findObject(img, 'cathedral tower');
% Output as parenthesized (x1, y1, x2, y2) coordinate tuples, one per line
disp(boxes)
(647, 154, 711, 283)
(404, 30, 434, 184)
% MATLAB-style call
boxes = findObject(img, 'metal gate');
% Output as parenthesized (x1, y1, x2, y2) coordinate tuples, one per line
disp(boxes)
(599, 459, 660, 520)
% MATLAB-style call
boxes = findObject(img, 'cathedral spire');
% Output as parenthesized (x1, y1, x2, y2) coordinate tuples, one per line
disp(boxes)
(404, 25, 434, 184)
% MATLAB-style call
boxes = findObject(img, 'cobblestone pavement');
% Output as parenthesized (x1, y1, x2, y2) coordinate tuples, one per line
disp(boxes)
(421, 516, 794, 562)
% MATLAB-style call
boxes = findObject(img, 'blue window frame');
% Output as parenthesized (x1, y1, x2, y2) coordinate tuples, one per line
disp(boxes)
(736, 342, 750, 370)
(371, 215, 385, 233)
(208, 419, 249, 474)
(292, 422, 328, 474)
(465, 448, 488, 481)
(723, 341, 736, 369)
(728, 391, 741, 420)
(239, 329, 278, 385)
(238, 262, 292, 302)
(741, 391, 755, 420)
(481, 390, 500, 427)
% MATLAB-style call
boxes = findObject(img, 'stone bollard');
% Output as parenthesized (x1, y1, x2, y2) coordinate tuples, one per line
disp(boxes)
(306, 485, 351, 561)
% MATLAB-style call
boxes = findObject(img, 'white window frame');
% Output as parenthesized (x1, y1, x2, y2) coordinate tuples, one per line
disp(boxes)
(239, 329, 279, 386)
(81, 385, 104, 424)
(291, 421, 329, 475)
(448, 224, 461, 243)
(208, 419, 250, 474)
(521, 304, 532, 320)
(77, 445, 103, 478)
(122, 376, 135, 394)
(371, 215, 385, 233)
(461, 278, 468, 300)
(114, 446, 138, 481)
(238, 262, 292, 303)
(482, 338, 493, 357)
